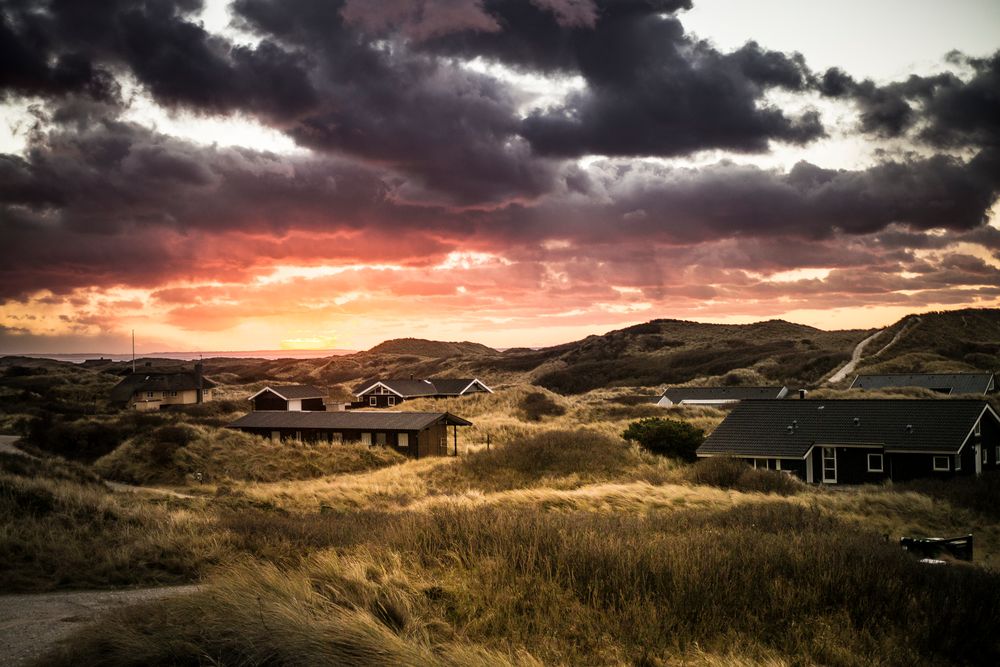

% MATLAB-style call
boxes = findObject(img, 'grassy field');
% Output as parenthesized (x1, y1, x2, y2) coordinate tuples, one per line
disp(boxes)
(2, 358, 1000, 665)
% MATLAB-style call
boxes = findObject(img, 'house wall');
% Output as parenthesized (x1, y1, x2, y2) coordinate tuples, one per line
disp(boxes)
(359, 392, 405, 408)
(301, 397, 326, 411)
(252, 391, 288, 411)
(418, 423, 449, 458)
(809, 446, 887, 485)
(234, 426, 433, 458)
(742, 458, 807, 478)
(130, 388, 207, 410)
(887, 451, 969, 481)
(977, 412, 1000, 471)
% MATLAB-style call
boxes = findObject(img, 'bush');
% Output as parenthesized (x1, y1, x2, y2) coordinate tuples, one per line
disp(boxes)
(622, 417, 703, 461)
(520, 391, 566, 421)
(686, 457, 803, 496)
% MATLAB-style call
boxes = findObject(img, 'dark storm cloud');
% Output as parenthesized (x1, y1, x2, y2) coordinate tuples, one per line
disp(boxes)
(417, 1, 821, 157)
(818, 52, 1000, 146)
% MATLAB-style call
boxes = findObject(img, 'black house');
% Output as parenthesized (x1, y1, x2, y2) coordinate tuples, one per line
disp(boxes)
(248, 385, 326, 411)
(228, 410, 472, 458)
(697, 399, 1000, 484)
(850, 372, 995, 395)
(353, 378, 492, 408)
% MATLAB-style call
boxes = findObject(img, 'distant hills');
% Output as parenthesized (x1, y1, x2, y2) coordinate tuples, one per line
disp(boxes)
(3, 309, 998, 395)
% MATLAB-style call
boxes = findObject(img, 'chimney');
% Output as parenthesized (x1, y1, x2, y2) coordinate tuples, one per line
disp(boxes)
(799, 389, 807, 399)
(195, 361, 204, 404)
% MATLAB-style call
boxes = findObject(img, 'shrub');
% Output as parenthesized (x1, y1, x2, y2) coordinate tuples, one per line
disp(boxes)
(622, 417, 703, 461)
(520, 391, 566, 421)
(686, 457, 804, 496)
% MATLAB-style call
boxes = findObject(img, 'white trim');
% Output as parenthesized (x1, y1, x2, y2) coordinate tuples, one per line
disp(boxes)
(821, 447, 837, 483)
(387, 396, 396, 407)
(697, 452, 808, 460)
(805, 452, 814, 483)
(867, 453, 884, 472)
(355, 381, 405, 399)
(248, 386, 322, 402)
(459, 378, 494, 395)
(887, 448, 963, 455)
(369, 396, 377, 406)
(958, 404, 1000, 451)
(933, 456, 950, 472)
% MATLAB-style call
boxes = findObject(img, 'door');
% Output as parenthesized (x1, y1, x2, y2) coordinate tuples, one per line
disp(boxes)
(821, 447, 837, 483)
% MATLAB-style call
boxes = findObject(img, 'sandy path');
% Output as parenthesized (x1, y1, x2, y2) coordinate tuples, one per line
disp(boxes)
(0, 435, 34, 458)
(0, 585, 201, 666)
(826, 329, 887, 384)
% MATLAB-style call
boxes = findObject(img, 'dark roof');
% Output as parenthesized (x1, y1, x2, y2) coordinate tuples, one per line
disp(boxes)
(110, 372, 218, 402)
(255, 385, 324, 400)
(850, 373, 995, 395)
(228, 410, 472, 431)
(354, 378, 487, 397)
(662, 386, 787, 403)
(698, 399, 992, 458)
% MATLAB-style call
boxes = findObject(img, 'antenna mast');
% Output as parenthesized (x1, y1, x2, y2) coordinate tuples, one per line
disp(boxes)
(132, 329, 135, 373)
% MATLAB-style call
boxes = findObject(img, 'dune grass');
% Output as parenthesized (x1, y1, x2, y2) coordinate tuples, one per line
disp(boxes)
(0, 454, 226, 592)
(94, 424, 406, 485)
(39, 502, 1000, 666)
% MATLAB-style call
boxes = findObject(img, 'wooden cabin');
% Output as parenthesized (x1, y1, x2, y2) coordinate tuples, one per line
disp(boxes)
(657, 385, 788, 407)
(110, 362, 215, 411)
(227, 411, 472, 458)
(353, 378, 492, 408)
(697, 399, 1000, 483)
(248, 385, 326, 411)
(850, 372, 995, 395)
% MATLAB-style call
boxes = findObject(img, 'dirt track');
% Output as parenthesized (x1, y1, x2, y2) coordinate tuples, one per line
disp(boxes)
(0, 585, 200, 666)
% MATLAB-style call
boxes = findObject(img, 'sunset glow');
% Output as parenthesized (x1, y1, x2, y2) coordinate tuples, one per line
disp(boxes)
(2, 0, 999, 354)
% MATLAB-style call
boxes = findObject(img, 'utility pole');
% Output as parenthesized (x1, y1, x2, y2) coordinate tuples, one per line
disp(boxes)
(132, 329, 135, 373)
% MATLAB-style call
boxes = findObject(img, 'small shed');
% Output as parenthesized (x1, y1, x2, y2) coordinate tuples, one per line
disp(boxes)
(248, 385, 326, 411)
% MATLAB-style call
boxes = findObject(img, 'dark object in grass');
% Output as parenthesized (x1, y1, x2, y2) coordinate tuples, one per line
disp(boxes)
(901, 534, 973, 561)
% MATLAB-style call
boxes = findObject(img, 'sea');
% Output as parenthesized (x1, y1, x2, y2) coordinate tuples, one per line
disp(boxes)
(8, 349, 358, 363)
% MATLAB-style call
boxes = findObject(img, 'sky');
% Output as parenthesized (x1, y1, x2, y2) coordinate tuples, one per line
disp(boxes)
(1, 0, 999, 354)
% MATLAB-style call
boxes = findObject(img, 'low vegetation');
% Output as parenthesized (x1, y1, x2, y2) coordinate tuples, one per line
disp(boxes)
(622, 416, 704, 460)
(94, 425, 405, 485)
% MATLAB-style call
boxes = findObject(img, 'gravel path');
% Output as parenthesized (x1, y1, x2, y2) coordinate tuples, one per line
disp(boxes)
(0, 585, 201, 666)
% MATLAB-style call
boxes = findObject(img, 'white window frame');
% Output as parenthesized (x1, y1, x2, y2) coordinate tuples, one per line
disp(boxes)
(974, 420, 981, 436)
(169, 390, 178, 397)
(369, 396, 377, 406)
(388, 396, 396, 407)
(146, 391, 155, 398)
(821, 447, 837, 483)
(982, 446, 988, 464)
(361, 432, 372, 446)
(753, 458, 768, 470)
(867, 453, 884, 473)
(398, 433, 409, 448)
(932, 456, 950, 472)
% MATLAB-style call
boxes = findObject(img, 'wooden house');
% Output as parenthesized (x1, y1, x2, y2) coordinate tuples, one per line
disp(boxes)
(850, 372, 995, 395)
(248, 385, 326, 411)
(110, 362, 215, 410)
(697, 399, 1000, 483)
(353, 378, 492, 408)
(227, 411, 472, 458)
(657, 385, 788, 407)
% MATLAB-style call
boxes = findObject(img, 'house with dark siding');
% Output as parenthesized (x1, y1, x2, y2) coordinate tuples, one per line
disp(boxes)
(248, 385, 326, 411)
(228, 411, 472, 458)
(850, 372, 995, 395)
(697, 399, 1000, 483)
(353, 378, 492, 408)
(657, 385, 788, 407)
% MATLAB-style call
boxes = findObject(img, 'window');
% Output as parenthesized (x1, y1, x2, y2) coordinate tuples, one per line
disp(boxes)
(369, 396, 377, 406)
(822, 447, 837, 483)
(361, 432, 372, 446)
(295, 431, 301, 441)
(146, 391, 155, 398)
(933, 456, 950, 471)
(753, 458, 769, 470)
(974, 420, 981, 436)
(867, 453, 884, 472)
(271, 431, 281, 444)
(398, 433, 409, 448)
(387, 396, 396, 406)
(169, 391, 178, 397)
(375, 432, 387, 446)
